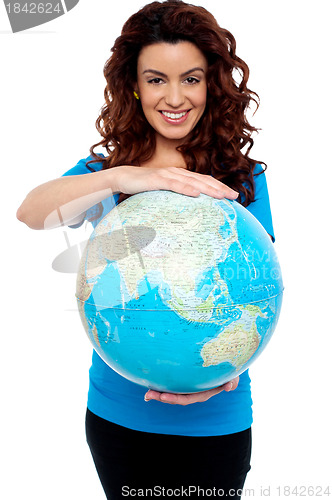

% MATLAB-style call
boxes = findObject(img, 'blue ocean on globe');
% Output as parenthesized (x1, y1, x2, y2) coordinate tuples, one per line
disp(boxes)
(76, 191, 283, 393)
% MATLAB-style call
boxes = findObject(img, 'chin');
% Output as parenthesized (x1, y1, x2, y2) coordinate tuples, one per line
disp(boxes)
(160, 129, 192, 142)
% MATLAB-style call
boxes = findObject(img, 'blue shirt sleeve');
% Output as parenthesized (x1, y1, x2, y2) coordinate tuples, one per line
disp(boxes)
(246, 164, 275, 242)
(62, 154, 120, 229)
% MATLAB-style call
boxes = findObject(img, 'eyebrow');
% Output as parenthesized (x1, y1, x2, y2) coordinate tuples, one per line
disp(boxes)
(142, 67, 205, 77)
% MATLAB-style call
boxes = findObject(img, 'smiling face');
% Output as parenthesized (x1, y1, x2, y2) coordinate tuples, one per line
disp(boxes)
(136, 41, 208, 148)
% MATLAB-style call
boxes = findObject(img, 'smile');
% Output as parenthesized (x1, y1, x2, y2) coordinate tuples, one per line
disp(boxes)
(159, 110, 190, 124)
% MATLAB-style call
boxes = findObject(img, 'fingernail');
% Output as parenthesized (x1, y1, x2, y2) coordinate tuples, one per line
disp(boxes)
(144, 395, 150, 402)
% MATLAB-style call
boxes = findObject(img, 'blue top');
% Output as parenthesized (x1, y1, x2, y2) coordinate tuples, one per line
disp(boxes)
(63, 154, 275, 436)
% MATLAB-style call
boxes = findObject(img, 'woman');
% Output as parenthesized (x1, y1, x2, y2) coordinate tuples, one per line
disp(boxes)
(17, 0, 275, 498)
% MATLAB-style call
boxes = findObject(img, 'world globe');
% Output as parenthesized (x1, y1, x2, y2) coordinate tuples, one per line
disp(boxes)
(76, 191, 283, 393)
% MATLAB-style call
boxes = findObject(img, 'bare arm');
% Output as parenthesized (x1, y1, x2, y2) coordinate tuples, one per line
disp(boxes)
(17, 165, 238, 230)
(16, 169, 115, 230)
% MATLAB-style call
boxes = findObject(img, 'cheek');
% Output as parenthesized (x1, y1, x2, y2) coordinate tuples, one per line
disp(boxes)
(140, 92, 160, 113)
(194, 87, 207, 109)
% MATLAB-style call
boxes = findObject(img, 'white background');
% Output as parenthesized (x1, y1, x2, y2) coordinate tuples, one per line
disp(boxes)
(1, 0, 331, 498)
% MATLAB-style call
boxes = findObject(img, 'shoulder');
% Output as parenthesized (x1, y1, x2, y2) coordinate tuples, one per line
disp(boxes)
(61, 153, 105, 177)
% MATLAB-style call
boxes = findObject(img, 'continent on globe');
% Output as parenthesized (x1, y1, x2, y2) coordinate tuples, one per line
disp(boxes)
(76, 191, 283, 393)
(201, 304, 264, 369)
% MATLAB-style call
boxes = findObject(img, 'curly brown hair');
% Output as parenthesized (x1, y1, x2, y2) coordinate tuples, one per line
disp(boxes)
(88, 0, 266, 206)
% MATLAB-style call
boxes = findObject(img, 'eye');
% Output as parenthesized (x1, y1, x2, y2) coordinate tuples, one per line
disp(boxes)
(147, 78, 164, 85)
(184, 77, 200, 85)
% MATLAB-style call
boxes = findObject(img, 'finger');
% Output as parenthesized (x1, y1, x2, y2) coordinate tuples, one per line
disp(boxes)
(160, 392, 189, 404)
(144, 390, 201, 405)
(159, 392, 207, 405)
(163, 168, 239, 200)
(161, 178, 202, 198)
(223, 381, 234, 392)
(144, 389, 161, 402)
(144, 390, 188, 405)
(223, 376, 240, 392)
(160, 386, 224, 405)
(159, 176, 236, 200)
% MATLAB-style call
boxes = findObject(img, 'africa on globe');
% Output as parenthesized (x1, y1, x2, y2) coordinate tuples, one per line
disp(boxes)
(76, 191, 283, 393)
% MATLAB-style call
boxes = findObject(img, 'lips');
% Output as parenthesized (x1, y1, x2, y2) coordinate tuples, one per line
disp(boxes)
(159, 110, 190, 124)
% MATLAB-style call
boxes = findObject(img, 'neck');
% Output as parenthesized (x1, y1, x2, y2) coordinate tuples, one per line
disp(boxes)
(151, 134, 187, 169)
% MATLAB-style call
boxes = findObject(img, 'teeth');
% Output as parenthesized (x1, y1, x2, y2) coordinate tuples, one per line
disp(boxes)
(162, 111, 187, 119)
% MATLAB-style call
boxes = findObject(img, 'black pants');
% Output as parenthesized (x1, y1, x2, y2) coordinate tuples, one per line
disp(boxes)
(85, 408, 251, 499)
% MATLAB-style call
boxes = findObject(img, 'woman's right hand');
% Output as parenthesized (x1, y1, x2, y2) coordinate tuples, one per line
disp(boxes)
(16, 164, 239, 231)
(110, 165, 238, 200)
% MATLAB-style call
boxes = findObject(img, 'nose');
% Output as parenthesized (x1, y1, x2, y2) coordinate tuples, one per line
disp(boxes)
(165, 84, 185, 108)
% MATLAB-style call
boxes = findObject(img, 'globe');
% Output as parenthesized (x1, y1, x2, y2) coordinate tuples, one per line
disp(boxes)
(76, 191, 283, 393)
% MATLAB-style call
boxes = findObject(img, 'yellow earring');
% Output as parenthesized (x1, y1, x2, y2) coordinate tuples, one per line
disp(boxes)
(133, 91, 140, 100)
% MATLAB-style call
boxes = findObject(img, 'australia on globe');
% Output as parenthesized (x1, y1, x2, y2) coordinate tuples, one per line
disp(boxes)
(76, 191, 283, 393)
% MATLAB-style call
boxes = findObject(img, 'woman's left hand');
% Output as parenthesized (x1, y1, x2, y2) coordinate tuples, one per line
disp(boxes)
(144, 376, 239, 406)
